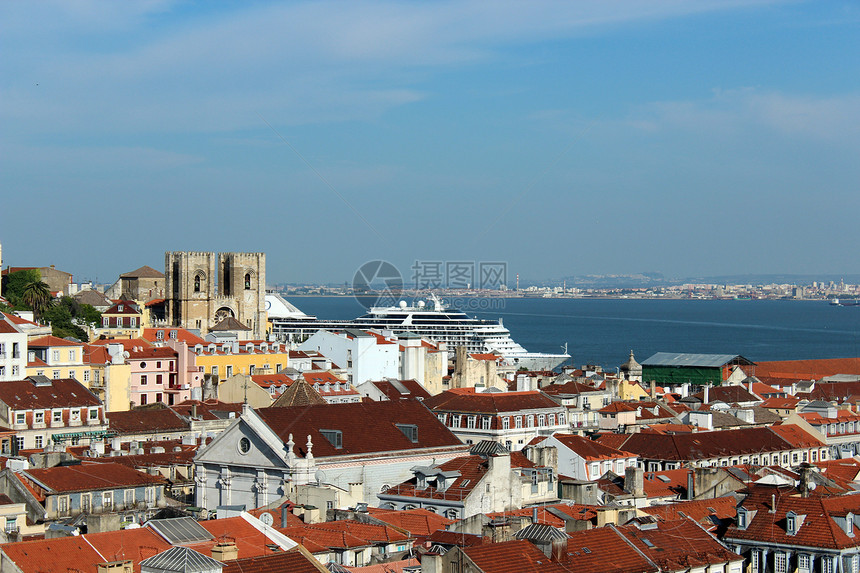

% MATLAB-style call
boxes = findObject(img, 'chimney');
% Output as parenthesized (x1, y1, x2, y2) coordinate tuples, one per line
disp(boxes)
(799, 463, 813, 498)
(532, 506, 539, 524)
(703, 384, 710, 404)
(211, 542, 238, 562)
(686, 470, 694, 500)
(624, 467, 644, 497)
(551, 537, 567, 562)
(649, 380, 656, 400)
(192, 403, 198, 419)
(281, 505, 290, 528)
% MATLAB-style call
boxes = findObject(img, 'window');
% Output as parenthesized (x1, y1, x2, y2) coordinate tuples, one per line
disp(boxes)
(68, 350, 76, 361)
(14, 413, 25, 425)
(52, 350, 60, 362)
(0, 366, 4, 377)
(226, 366, 233, 378)
(396, 424, 418, 443)
(15, 437, 23, 451)
(52, 370, 60, 379)
(194, 274, 201, 292)
(156, 330, 164, 340)
(125, 489, 134, 506)
(89, 408, 99, 420)
(320, 429, 343, 449)
(57, 496, 69, 516)
(538, 414, 546, 427)
(502, 417, 510, 430)
(156, 374, 162, 385)
(249, 365, 255, 375)
(467, 416, 476, 429)
(245, 273, 251, 289)
(34, 435, 43, 449)
(81, 493, 91, 513)
(145, 487, 155, 505)
(774, 552, 786, 573)
(452, 415, 461, 428)
(750, 551, 759, 573)
(437, 414, 447, 425)
(822, 556, 834, 573)
(70, 409, 80, 422)
(83, 370, 90, 383)
(212, 366, 219, 377)
(156, 361, 161, 369)
(515, 416, 522, 429)
(102, 492, 112, 510)
(141, 375, 148, 385)
(53, 410, 62, 424)
(130, 317, 137, 327)
(558, 413, 566, 425)
(5, 517, 16, 534)
(140, 394, 148, 405)
(482, 417, 491, 430)
(11, 366, 18, 377)
(35, 412, 44, 424)
(69, 370, 76, 380)
(0, 343, 4, 357)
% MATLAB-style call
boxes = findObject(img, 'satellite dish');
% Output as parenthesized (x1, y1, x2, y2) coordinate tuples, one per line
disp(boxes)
(809, 482, 817, 490)
(260, 512, 274, 526)
(315, 469, 326, 485)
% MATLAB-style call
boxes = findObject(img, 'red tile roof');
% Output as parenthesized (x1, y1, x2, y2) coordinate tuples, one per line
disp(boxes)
(0, 527, 170, 573)
(0, 377, 100, 410)
(28, 335, 82, 347)
(642, 495, 738, 531)
(171, 399, 244, 420)
(616, 519, 741, 570)
(549, 433, 635, 461)
(20, 462, 166, 494)
(256, 400, 464, 458)
(369, 379, 432, 401)
(366, 507, 454, 538)
(142, 328, 207, 346)
(462, 538, 571, 573)
(753, 358, 860, 379)
(424, 388, 563, 414)
(108, 408, 190, 433)
(726, 486, 860, 550)
(221, 548, 327, 573)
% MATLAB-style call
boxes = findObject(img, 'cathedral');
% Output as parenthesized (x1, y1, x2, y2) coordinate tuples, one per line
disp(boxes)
(164, 251, 266, 338)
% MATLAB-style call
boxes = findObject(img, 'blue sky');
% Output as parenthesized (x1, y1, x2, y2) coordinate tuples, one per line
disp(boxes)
(2, 1, 858, 285)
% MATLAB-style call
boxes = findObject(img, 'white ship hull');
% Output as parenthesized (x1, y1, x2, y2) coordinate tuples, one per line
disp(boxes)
(267, 293, 570, 370)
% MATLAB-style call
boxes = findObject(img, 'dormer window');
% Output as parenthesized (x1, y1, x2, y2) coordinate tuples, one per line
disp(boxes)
(786, 511, 804, 536)
(169, 330, 177, 340)
(118, 305, 124, 312)
(320, 429, 342, 449)
(156, 330, 164, 340)
(397, 424, 419, 443)
(737, 507, 749, 530)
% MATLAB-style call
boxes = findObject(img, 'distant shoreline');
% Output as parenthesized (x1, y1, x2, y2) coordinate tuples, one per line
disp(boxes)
(279, 293, 833, 302)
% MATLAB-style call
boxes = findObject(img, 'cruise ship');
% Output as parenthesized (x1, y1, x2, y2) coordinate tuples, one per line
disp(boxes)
(266, 292, 570, 371)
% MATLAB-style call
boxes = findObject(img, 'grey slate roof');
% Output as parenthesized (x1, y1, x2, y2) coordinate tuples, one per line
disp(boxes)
(140, 546, 222, 573)
(513, 523, 570, 542)
(641, 352, 753, 368)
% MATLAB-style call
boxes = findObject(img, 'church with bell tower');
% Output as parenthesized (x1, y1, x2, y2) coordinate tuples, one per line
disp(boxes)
(164, 251, 266, 338)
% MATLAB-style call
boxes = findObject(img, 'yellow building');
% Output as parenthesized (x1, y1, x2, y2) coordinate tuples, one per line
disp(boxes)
(141, 328, 289, 384)
(26, 336, 92, 385)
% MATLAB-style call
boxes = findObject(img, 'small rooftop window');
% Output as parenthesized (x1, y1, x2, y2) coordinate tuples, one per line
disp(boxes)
(320, 429, 342, 449)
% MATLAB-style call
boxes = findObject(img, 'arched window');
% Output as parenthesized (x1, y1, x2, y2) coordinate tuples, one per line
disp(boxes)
(194, 275, 201, 292)
(245, 273, 251, 290)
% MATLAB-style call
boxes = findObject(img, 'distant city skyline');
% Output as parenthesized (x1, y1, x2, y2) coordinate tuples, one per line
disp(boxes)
(2, 1, 858, 285)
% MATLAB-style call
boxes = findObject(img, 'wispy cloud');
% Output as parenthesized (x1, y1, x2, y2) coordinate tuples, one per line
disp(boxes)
(0, 0, 785, 136)
(631, 88, 860, 142)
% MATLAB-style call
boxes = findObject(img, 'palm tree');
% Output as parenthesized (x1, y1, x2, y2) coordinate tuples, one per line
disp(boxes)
(22, 280, 53, 321)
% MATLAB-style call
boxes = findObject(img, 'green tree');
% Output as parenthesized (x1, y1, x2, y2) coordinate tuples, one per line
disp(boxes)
(1, 269, 42, 308)
(22, 281, 53, 321)
(41, 302, 88, 341)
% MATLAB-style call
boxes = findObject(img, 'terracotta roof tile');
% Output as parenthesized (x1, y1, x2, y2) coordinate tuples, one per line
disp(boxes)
(20, 462, 166, 494)
(256, 400, 464, 458)
(424, 389, 563, 414)
(0, 378, 99, 410)
(108, 408, 190, 433)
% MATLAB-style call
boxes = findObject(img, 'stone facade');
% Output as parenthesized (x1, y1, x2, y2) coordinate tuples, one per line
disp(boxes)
(164, 251, 266, 338)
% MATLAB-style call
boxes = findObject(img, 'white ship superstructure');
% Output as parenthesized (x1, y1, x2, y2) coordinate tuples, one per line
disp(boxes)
(267, 293, 570, 371)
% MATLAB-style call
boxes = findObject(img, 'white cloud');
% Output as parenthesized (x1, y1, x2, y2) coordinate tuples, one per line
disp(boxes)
(632, 89, 860, 142)
(0, 0, 785, 136)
